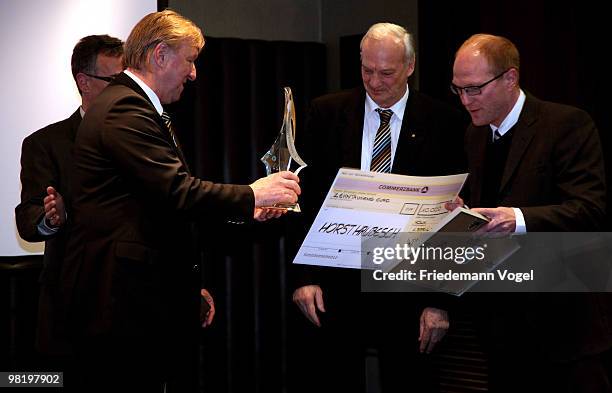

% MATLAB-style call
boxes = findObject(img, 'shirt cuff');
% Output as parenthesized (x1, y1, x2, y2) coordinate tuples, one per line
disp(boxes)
(37, 216, 59, 236)
(513, 208, 526, 233)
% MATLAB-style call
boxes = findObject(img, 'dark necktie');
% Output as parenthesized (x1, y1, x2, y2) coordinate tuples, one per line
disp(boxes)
(161, 112, 190, 174)
(371, 108, 393, 173)
(493, 129, 502, 142)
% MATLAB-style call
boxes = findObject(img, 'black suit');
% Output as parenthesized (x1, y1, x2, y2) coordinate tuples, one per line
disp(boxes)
(15, 109, 81, 359)
(289, 87, 467, 393)
(464, 94, 612, 393)
(61, 72, 254, 391)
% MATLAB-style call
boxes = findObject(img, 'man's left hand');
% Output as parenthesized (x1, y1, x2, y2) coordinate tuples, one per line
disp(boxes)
(471, 207, 516, 233)
(419, 307, 449, 354)
(254, 207, 287, 221)
(200, 289, 215, 328)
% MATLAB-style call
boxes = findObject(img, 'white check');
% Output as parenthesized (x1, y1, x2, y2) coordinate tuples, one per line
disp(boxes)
(293, 168, 468, 269)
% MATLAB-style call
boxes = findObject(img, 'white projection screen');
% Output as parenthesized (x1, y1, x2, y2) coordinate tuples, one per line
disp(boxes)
(0, 0, 157, 256)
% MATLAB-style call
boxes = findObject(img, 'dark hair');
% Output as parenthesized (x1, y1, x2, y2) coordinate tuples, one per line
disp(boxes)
(71, 34, 124, 91)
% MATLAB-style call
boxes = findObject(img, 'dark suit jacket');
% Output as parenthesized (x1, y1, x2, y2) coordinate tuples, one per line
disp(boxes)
(61, 72, 254, 340)
(291, 87, 467, 315)
(16, 109, 80, 278)
(15, 108, 81, 354)
(465, 93, 606, 231)
(465, 93, 612, 361)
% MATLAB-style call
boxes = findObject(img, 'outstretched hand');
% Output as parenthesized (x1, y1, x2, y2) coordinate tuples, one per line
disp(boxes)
(250, 171, 300, 208)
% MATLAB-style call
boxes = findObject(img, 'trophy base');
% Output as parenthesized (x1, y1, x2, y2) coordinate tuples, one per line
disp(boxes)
(270, 202, 301, 213)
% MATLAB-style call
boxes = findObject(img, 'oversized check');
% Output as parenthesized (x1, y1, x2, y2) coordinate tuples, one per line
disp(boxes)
(293, 168, 468, 269)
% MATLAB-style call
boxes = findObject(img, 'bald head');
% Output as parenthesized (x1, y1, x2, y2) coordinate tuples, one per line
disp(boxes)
(452, 34, 521, 127)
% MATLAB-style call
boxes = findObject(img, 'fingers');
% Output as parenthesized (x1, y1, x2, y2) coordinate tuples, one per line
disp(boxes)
(278, 170, 300, 183)
(293, 286, 322, 327)
(201, 289, 215, 328)
(204, 306, 215, 327)
(44, 187, 66, 227)
(444, 202, 460, 212)
(444, 196, 464, 212)
(419, 324, 431, 353)
(314, 287, 325, 313)
(254, 207, 287, 221)
(420, 325, 448, 354)
(419, 308, 449, 353)
(276, 172, 301, 196)
(305, 301, 321, 327)
(250, 172, 302, 208)
(44, 199, 61, 227)
(472, 207, 515, 233)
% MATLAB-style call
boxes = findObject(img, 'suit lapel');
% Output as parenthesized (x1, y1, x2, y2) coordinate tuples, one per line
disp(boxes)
(113, 72, 192, 175)
(468, 126, 489, 206)
(499, 96, 538, 193)
(342, 89, 366, 169)
(392, 90, 425, 174)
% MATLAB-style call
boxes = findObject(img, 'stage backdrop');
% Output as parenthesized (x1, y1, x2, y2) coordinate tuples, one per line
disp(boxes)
(0, 0, 156, 256)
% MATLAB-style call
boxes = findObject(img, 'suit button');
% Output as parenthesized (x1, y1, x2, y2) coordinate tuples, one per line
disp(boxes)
(192, 264, 200, 273)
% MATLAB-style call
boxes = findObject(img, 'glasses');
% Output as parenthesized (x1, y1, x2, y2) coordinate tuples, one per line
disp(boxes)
(450, 69, 510, 96)
(83, 73, 119, 83)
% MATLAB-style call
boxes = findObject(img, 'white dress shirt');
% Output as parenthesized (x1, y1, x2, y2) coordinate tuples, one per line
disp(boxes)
(360, 87, 409, 171)
(489, 89, 527, 233)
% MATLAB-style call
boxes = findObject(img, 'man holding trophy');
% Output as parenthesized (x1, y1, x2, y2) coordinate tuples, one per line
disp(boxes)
(60, 10, 300, 391)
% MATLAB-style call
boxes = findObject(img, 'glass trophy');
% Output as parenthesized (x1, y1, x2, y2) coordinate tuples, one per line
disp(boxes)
(260, 87, 307, 212)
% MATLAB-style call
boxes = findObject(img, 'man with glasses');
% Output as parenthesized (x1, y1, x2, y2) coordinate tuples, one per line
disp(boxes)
(451, 34, 610, 392)
(15, 34, 123, 368)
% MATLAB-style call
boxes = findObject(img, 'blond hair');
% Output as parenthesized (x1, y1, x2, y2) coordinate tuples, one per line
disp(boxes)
(124, 9, 204, 70)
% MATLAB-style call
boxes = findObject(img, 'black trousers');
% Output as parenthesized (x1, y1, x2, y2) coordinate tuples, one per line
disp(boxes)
(288, 291, 438, 393)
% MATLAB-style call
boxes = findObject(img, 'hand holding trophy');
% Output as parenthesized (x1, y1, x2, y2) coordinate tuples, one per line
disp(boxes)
(260, 87, 307, 212)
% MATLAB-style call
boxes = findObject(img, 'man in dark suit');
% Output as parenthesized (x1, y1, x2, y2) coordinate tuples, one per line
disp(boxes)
(15, 34, 124, 366)
(289, 23, 467, 392)
(59, 11, 300, 392)
(451, 33, 611, 392)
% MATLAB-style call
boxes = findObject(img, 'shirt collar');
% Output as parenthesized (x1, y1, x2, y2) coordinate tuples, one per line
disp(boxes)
(365, 86, 409, 121)
(124, 70, 164, 115)
(490, 89, 526, 137)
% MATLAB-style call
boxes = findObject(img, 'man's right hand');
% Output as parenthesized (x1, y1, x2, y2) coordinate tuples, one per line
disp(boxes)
(292, 285, 325, 327)
(250, 171, 300, 209)
(44, 186, 66, 227)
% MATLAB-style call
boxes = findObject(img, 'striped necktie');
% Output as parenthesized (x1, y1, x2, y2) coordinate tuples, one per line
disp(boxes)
(161, 111, 190, 174)
(371, 108, 393, 173)
(161, 112, 178, 148)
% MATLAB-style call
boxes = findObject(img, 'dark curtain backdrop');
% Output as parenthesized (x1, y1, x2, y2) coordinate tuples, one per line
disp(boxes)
(167, 37, 326, 393)
(418, 0, 611, 227)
